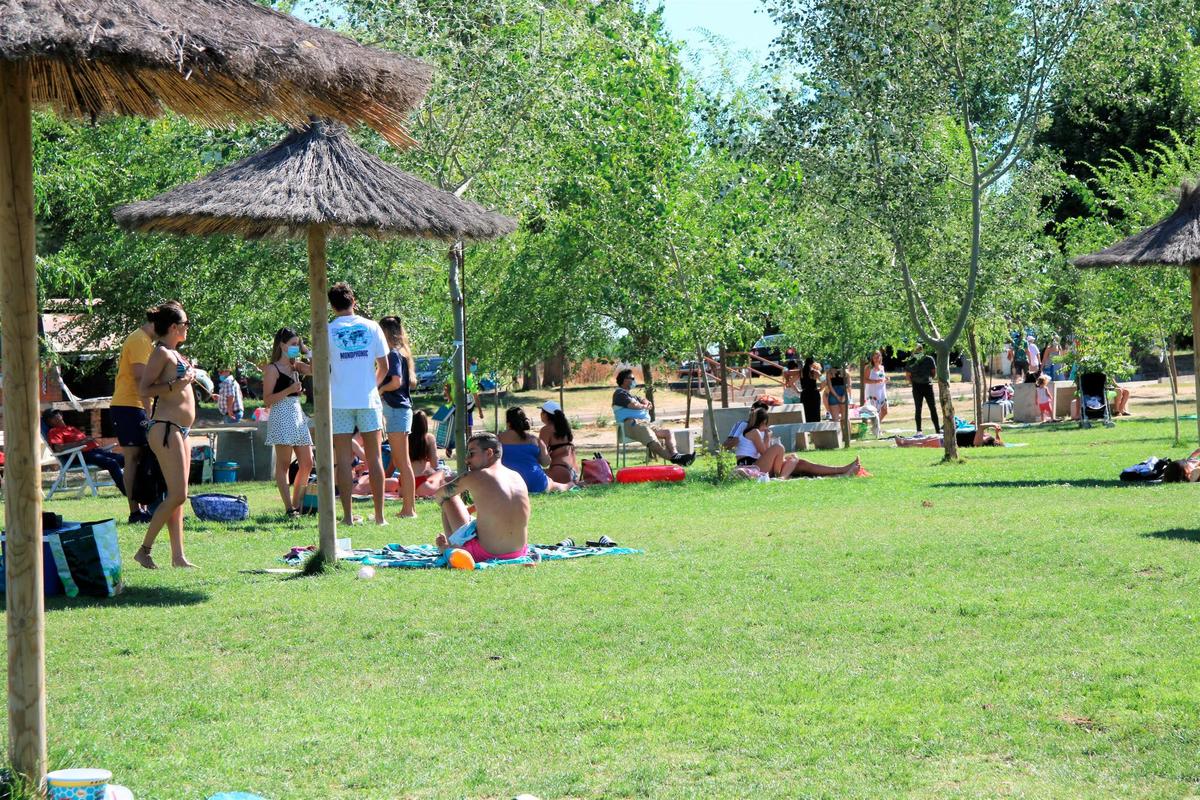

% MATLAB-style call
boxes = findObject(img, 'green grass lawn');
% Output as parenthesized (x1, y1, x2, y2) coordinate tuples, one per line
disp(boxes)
(6, 419, 1200, 799)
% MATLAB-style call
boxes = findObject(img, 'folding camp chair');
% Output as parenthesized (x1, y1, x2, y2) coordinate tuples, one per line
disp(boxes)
(614, 411, 652, 468)
(1077, 371, 1115, 429)
(42, 421, 116, 499)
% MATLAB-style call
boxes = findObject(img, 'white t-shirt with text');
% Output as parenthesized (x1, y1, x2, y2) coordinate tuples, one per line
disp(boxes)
(328, 314, 388, 409)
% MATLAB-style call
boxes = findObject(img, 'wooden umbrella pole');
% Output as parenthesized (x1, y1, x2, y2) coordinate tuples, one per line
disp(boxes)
(308, 226, 337, 562)
(1192, 266, 1200, 444)
(449, 242, 468, 474)
(0, 61, 47, 786)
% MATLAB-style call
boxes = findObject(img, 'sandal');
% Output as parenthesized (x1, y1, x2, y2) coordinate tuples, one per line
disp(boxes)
(585, 535, 617, 548)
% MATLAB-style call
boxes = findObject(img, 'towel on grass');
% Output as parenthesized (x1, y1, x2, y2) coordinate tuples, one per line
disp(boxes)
(340, 543, 641, 570)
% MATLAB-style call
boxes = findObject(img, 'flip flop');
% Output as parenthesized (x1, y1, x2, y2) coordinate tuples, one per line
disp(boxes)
(585, 535, 617, 548)
(556, 537, 576, 548)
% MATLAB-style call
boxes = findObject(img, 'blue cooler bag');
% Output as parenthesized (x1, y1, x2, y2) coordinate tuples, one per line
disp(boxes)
(190, 493, 249, 522)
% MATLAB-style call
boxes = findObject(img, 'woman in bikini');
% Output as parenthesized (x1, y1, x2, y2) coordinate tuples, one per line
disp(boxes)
(538, 400, 578, 484)
(134, 303, 197, 569)
(498, 407, 573, 494)
(263, 327, 314, 516)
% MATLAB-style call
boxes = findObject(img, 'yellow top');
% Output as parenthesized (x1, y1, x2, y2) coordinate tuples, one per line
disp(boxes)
(112, 327, 154, 409)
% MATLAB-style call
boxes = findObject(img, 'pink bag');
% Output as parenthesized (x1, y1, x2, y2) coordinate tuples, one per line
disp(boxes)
(581, 453, 614, 485)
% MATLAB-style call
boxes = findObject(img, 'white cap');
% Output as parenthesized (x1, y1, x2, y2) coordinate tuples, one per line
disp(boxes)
(541, 400, 562, 414)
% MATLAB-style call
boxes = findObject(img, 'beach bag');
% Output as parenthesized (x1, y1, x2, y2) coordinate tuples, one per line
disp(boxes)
(45, 519, 123, 598)
(1119, 457, 1169, 482)
(733, 465, 768, 481)
(189, 493, 249, 522)
(581, 453, 614, 485)
(301, 483, 319, 515)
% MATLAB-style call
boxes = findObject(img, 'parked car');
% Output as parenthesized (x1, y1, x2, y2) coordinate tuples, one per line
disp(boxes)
(414, 355, 445, 393)
(749, 334, 796, 376)
(677, 344, 721, 380)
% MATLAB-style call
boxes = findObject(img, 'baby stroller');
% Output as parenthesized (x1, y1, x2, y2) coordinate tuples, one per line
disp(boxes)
(1077, 371, 1114, 429)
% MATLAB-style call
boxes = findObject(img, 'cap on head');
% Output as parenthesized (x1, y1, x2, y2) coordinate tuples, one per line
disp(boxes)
(541, 400, 562, 414)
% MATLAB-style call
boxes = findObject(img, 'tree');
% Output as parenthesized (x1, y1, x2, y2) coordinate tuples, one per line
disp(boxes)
(765, 0, 1098, 459)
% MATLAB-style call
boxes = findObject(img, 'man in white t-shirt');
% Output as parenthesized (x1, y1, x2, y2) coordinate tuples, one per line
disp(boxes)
(327, 282, 389, 525)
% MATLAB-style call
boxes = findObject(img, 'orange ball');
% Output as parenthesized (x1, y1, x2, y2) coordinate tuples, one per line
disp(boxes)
(447, 548, 476, 571)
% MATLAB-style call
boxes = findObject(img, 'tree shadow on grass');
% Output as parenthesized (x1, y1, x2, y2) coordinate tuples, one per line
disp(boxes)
(33, 585, 209, 613)
(929, 479, 1142, 489)
(1142, 529, 1200, 543)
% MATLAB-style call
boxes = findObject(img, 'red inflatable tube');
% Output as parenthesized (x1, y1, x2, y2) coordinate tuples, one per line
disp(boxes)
(615, 465, 686, 484)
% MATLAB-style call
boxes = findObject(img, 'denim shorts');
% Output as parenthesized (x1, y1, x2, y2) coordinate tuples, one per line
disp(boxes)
(111, 405, 148, 447)
(382, 404, 413, 434)
(332, 407, 383, 435)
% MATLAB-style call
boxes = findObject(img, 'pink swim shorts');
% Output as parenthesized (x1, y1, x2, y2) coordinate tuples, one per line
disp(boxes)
(460, 536, 528, 563)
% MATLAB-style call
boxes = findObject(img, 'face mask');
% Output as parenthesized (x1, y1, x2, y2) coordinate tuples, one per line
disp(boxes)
(219, 374, 231, 383)
(470, 364, 478, 374)
(287, 345, 301, 359)
(630, 379, 637, 388)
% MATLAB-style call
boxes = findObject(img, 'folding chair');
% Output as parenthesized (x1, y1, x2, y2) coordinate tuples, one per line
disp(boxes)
(42, 422, 116, 499)
(614, 412, 651, 468)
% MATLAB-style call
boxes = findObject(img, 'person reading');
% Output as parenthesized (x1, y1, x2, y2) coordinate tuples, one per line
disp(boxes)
(433, 432, 531, 562)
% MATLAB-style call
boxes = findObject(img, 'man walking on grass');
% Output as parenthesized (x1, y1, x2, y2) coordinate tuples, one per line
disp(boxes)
(327, 282, 389, 526)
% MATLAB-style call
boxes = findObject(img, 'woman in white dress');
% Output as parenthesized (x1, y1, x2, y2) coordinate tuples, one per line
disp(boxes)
(861, 350, 889, 421)
(263, 327, 313, 516)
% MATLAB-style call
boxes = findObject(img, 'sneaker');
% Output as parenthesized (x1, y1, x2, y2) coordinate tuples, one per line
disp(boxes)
(671, 453, 696, 467)
(127, 510, 152, 524)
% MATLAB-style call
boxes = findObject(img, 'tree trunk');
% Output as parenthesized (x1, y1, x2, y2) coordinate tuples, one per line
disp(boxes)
(0, 61, 47, 786)
(968, 327, 983, 426)
(936, 345, 958, 461)
(641, 361, 656, 422)
(698, 345, 725, 479)
(685, 365, 693, 427)
(521, 363, 539, 391)
(1168, 338, 1181, 446)
(719, 344, 729, 409)
(541, 349, 566, 387)
(841, 361, 852, 449)
(449, 243, 467, 474)
(307, 226, 337, 564)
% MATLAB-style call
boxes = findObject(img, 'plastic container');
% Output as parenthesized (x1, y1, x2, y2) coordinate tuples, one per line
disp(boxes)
(46, 768, 110, 800)
(213, 461, 239, 483)
(615, 465, 686, 484)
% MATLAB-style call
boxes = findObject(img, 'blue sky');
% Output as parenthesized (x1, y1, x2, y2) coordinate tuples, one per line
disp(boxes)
(657, 0, 779, 75)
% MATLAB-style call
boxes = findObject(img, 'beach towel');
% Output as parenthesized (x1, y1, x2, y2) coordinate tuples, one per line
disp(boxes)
(289, 542, 642, 570)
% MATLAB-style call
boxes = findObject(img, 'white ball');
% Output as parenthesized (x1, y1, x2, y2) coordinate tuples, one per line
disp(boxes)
(356, 565, 376, 580)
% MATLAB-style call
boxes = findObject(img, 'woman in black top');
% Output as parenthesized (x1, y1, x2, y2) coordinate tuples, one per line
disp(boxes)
(379, 316, 418, 518)
(799, 357, 822, 423)
(263, 327, 313, 515)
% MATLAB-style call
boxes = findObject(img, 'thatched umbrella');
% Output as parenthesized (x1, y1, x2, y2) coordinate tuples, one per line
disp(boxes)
(115, 119, 516, 565)
(1, 0, 431, 784)
(1073, 181, 1200, 442)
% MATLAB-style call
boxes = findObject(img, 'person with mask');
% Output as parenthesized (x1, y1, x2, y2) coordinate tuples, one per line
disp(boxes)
(263, 327, 314, 516)
(216, 366, 244, 423)
(611, 368, 694, 466)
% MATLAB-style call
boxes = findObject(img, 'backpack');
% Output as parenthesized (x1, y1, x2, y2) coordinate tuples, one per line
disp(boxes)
(132, 450, 168, 507)
(1119, 457, 1169, 482)
(581, 452, 614, 485)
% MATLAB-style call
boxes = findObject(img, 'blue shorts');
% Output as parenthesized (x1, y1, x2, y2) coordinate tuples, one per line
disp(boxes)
(382, 404, 413, 434)
(111, 405, 148, 447)
(332, 407, 383, 436)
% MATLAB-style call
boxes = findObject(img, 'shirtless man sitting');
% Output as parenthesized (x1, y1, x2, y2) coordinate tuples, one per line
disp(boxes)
(434, 431, 531, 562)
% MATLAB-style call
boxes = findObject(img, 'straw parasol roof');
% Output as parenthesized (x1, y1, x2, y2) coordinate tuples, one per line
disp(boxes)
(1, 0, 433, 146)
(114, 119, 517, 240)
(1073, 182, 1200, 268)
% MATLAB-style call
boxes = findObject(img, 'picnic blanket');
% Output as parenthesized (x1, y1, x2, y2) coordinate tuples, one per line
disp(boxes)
(319, 542, 642, 570)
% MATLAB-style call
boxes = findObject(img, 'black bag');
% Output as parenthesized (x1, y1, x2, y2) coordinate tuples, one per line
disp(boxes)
(132, 450, 168, 506)
(1120, 457, 1168, 482)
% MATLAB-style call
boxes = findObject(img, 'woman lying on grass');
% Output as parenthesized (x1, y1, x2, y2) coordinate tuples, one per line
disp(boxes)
(895, 423, 1003, 448)
(1163, 448, 1200, 482)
